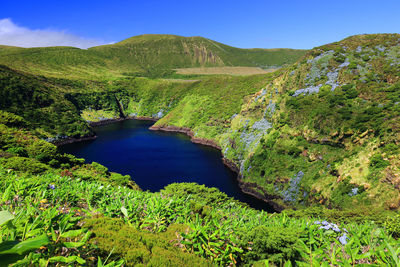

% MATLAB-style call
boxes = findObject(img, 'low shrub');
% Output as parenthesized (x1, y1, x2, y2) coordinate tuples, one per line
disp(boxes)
(25, 139, 58, 162)
(160, 182, 241, 207)
(369, 153, 390, 170)
(384, 213, 400, 238)
(85, 217, 211, 267)
(0, 111, 27, 128)
(0, 156, 49, 174)
(240, 225, 300, 265)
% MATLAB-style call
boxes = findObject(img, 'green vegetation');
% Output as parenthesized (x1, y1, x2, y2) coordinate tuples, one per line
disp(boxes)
(0, 115, 398, 265)
(1, 33, 400, 265)
(1, 163, 399, 266)
(0, 66, 91, 139)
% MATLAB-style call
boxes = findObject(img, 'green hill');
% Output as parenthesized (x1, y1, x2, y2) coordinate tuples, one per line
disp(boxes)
(94, 34, 305, 69)
(0, 34, 306, 79)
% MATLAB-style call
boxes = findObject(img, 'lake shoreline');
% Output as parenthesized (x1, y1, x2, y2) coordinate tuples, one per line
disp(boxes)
(149, 125, 221, 150)
(53, 135, 97, 146)
(58, 118, 281, 212)
(53, 116, 157, 146)
(150, 124, 283, 212)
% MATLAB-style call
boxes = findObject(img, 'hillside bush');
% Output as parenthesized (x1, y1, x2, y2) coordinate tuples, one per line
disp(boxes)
(161, 182, 239, 207)
(384, 213, 400, 238)
(85, 217, 211, 267)
(369, 153, 390, 169)
(25, 139, 57, 162)
(0, 156, 49, 173)
(0, 111, 27, 128)
(239, 225, 300, 265)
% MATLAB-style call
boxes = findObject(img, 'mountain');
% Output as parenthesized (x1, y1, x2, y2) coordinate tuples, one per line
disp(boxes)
(0, 34, 306, 79)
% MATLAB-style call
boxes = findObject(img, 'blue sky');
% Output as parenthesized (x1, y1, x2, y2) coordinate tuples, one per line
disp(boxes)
(1, 0, 399, 49)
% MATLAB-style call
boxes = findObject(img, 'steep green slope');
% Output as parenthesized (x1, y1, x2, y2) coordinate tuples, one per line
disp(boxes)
(92, 34, 305, 70)
(69, 74, 278, 131)
(0, 65, 91, 139)
(0, 46, 118, 79)
(0, 34, 306, 78)
(188, 33, 400, 210)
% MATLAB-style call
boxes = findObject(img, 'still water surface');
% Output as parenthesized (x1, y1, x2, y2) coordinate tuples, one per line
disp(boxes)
(59, 120, 274, 211)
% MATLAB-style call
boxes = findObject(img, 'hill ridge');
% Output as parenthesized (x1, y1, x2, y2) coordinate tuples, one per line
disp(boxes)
(0, 34, 307, 78)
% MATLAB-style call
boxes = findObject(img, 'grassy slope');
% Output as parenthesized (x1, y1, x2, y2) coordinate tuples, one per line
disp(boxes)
(0, 34, 306, 79)
(100, 34, 306, 68)
(0, 46, 113, 79)
(64, 73, 278, 128)
(209, 34, 400, 210)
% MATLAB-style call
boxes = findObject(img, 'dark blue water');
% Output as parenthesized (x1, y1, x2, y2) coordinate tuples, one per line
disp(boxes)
(59, 120, 274, 211)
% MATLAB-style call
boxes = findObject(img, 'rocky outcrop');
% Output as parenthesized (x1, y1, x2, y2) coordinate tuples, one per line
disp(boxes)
(238, 180, 285, 212)
(222, 158, 283, 211)
(89, 116, 158, 127)
(115, 96, 126, 118)
(222, 158, 239, 173)
(53, 135, 97, 146)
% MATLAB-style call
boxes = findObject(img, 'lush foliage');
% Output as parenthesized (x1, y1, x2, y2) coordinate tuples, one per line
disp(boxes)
(0, 168, 399, 266)
(0, 66, 91, 138)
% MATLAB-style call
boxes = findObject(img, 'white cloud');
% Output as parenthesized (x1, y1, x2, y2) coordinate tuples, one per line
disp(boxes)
(0, 18, 107, 49)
